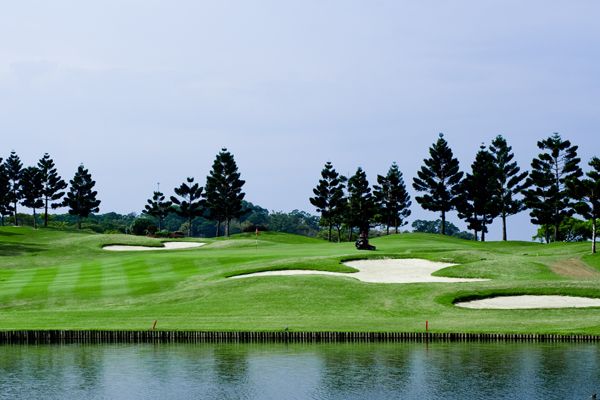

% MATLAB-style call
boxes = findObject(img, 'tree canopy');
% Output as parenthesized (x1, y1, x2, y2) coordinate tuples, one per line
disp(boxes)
(204, 148, 246, 237)
(373, 162, 411, 234)
(524, 133, 582, 243)
(4, 151, 23, 226)
(456, 145, 500, 241)
(143, 190, 172, 231)
(568, 157, 600, 253)
(62, 165, 101, 229)
(413, 133, 463, 235)
(37, 153, 67, 227)
(309, 162, 346, 241)
(170, 177, 205, 237)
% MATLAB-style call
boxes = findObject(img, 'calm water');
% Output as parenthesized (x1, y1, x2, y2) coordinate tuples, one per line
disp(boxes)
(1, 342, 599, 399)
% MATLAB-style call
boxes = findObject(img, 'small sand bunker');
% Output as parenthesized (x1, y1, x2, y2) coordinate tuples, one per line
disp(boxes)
(456, 295, 600, 309)
(230, 258, 488, 284)
(103, 242, 205, 251)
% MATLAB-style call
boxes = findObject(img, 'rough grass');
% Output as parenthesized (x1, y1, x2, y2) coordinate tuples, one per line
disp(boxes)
(0, 226, 599, 334)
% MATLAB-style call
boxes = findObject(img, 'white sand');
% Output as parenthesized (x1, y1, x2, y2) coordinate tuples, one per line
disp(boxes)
(230, 258, 488, 284)
(103, 242, 205, 251)
(455, 295, 600, 309)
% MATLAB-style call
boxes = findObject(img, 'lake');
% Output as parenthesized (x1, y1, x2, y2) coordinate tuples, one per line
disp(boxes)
(1, 342, 598, 399)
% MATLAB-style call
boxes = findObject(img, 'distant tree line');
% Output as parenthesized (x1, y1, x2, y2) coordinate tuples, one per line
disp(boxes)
(309, 132, 599, 253)
(310, 162, 411, 243)
(0, 152, 100, 229)
(142, 148, 246, 237)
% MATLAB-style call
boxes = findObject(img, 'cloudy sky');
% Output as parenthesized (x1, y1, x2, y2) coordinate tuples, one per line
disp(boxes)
(1, 1, 599, 240)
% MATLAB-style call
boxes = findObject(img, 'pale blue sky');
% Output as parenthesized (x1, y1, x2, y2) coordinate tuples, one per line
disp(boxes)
(1, 1, 599, 240)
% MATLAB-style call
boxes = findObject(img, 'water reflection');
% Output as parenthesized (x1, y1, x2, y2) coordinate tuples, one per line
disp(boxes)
(1, 342, 599, 399)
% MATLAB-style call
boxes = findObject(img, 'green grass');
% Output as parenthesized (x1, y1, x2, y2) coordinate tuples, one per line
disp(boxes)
(1, 226, 599, 334)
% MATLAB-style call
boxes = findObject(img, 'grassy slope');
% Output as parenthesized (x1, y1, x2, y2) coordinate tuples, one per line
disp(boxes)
(0, 226, 599, 334)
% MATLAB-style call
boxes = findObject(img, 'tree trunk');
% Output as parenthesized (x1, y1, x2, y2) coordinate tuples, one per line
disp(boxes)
(544, 225, 550, 244)
(481, 226, 486, 242)
(188, 215, 192, 237)
(395, 224, 399, 234)
(474, 230, 478, 241)
(386, 225, 390, 235)
(328, 224, 332, 242)
(225, 219, 230, 237)
(336, 225, 341, 242)
(441, 211, 446, 235)
(592, 218, 597, 254)
(554, 222, 559, 243)
(348, 226, 353, 242)
(78, 216, 82, 229)
(32, 208, 37, 229)
(13, 200, 18, 226)
(216, 221, 221, 237)
(44, 197, 49, 227)
(502, 212, 507, 241)
(158, 218, 162, 231)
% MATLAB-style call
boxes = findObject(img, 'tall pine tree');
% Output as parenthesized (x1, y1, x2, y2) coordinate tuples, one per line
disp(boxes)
(38, 153, 67, 227)
(489, 135, 529, 241)
(346, 167, 375, 239)
(373, 162, 411, 235)
(309, 162, 346, 242)
(20, 166, 44, 229)
(568, 157, 600, 254)
(143, 190, 172, 231)
(204, 148, 246, 237)
(171, 177, 205, 237)
(523, 133, 582, 243)
(412, 133, 463, 235)
(456, 145, 500, 242)
(62, 165, 101, 229)
(5, 151, 23, 226)
(0, 159, 14, 225)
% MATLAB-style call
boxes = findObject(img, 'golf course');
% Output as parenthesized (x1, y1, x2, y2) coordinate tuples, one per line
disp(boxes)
(1, 225, 599, 334)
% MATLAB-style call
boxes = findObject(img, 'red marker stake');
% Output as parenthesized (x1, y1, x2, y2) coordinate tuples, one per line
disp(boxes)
(426, 320, 429, 332)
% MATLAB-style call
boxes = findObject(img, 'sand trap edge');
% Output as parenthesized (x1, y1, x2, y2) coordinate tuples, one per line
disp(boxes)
(455, 295, 600, 309)
(103, 242, 206, 251)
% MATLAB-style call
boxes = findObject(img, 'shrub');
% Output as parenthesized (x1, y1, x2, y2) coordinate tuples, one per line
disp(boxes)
(130, 218, 157, 236)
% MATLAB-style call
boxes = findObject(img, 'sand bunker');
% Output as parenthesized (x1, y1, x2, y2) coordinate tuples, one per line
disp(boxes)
(230, 258, 488, 284)
(103, 242, 205, 251)
(455, 295, 600, 309)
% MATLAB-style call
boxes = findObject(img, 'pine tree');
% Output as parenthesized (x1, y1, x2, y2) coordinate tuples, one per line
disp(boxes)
(455, 176, 482, 240)
(62, 165, 101, 229)
(456, 145, 500, 242)
(523, 133, 582, 243)
(170, 177, 204, 237)
(0, 159, 14, 226)
(346, 167, 375, 239)
(412, 133, 463, 235)
(568, 157, 600, 253)
(37, 153, 67, 227)
(373, 162, 411, 235)
(489, 135, 529, 240)
(309, 162, 346, 241)
(5, 151, 23, 226)
(20, 166, 44, 229)
(204, 148, 246, 237)
(143, 191, 172, 231)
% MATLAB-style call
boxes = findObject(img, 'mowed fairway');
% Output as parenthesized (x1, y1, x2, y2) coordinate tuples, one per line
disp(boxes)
(1, 226, 600, 334)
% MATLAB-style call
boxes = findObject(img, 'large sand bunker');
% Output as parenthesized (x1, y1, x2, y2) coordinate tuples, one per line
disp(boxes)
(103, 242, 205, 251)
(230, 258, 488, 284)
(455, 295, 600, 309)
